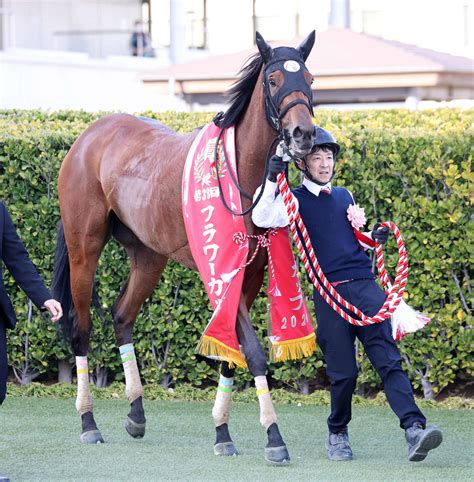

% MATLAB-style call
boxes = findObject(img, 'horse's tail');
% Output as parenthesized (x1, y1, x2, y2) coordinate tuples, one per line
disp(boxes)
(52, 221, 74, 340)
(52, 221, 105, 341)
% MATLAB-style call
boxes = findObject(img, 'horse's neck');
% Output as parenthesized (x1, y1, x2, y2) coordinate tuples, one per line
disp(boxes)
(235, 76, 275, 208)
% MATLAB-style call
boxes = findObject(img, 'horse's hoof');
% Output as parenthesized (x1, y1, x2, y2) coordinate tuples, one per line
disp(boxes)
(214, 442, 239, 456)
(264, 445, 290, 465)
(125, 416, 146, 439)
(80, 429, 104, 444)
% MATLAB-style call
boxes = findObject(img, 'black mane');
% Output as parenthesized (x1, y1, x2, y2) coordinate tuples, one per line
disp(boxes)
(216, 53, 264, 129)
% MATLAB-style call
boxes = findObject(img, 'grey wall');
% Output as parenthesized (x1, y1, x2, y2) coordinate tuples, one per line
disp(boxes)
(3, 0, 142, 57)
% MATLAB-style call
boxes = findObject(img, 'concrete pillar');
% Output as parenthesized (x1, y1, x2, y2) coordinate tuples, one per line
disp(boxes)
(0, 0, 4, 50)
(329, 0, 350, 28)
(405, 88, 421, 110)
(169, 0, 187, 64)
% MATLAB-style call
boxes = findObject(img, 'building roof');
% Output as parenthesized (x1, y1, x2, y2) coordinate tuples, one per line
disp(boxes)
(143, 28, 474, 103)
(146, 28, 473, 80)
(313, 29, 472, 75)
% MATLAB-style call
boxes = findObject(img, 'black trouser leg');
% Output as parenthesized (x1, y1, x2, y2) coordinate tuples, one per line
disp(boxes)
(315, 279, 426, 433)
(314, 285, 358, 434)
(349, 280, 427, 430)
(0, 320, 8, 405)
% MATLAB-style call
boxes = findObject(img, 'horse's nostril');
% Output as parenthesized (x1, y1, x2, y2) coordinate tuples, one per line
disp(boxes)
(293, 126, 314, 142)
(293, 127, 303, 139)
(291, 126, 315, 155)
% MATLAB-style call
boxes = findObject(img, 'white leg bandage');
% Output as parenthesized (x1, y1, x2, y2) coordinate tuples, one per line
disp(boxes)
(255, 375, 277, 429)
(75, 356, 93, 416)
(120, 343, 144, 403)
(212, 375, 234, 427)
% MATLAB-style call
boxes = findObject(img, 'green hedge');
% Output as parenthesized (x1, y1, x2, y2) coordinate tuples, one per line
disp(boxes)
(0, 108, 472, 398)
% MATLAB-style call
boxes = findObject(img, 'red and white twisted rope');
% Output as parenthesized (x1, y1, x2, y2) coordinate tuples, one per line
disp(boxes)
(277, 173, 408, 326)
(231, 229, 278, 280)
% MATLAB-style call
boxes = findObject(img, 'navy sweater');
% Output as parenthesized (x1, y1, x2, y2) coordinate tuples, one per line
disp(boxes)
(292, 185, 374, 283)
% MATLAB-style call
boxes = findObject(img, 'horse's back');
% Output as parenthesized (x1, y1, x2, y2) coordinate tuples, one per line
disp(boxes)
(59, 113, 199, 262)
(60, 112, 196, 193)
(65, 113, 180, 157)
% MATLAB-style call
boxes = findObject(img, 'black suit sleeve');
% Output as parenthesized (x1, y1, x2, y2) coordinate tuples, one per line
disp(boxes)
(1, 203, 52, 310)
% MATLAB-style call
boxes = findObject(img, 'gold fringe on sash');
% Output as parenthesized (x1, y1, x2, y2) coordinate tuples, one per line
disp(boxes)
(196, 335, 247, 368)
(269, 332, 316, 362)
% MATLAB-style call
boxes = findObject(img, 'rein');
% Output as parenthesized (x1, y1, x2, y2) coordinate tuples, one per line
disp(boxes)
(277, 172, 409, 326)
(214, 133, 279, 216)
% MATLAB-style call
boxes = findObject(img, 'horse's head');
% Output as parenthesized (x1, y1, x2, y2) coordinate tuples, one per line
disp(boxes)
(256, 31, 316, 156)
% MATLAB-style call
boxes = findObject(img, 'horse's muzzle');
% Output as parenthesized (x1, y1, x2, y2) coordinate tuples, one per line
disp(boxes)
(286, 126, 314, 156)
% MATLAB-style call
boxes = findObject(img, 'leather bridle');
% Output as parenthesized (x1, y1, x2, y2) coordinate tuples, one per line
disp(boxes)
(215, 54, 314, 216)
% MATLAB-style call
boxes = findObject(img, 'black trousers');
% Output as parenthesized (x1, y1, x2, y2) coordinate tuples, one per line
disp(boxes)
(314, 278, 426, 433)
(0, 319, 7, 404)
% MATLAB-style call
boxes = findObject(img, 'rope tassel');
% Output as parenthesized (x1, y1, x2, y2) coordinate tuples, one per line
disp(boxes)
(390, 298, 431, 340)
(221, 268, 240, 283)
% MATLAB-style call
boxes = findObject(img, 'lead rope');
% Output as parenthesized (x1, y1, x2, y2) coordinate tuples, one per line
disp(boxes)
(276, 172, 409, 326)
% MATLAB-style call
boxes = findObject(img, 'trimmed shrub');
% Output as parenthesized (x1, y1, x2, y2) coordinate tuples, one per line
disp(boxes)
(0, 108, 472, 398)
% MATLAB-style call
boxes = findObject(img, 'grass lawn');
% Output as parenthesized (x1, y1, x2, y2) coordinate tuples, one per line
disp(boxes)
(0, 398, 472, 481)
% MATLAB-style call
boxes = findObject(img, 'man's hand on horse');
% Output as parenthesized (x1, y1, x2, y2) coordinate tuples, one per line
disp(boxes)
(268, 155, 286, 182)
(371, 223, 390, 244)
(43, 299, 63, 322)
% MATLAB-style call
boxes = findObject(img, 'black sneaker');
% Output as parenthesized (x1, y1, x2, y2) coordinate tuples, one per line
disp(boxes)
(325, 429, 353, 461)
(405, 423, 443, 462)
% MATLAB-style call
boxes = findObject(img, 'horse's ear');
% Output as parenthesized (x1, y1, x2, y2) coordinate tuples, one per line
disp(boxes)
(297, 30, 316, 61)
(256, 31, 273, 63)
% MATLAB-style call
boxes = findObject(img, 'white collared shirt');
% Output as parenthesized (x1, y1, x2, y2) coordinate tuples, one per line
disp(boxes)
(251, 178, 332, 228)
(301, 177, 332, 197)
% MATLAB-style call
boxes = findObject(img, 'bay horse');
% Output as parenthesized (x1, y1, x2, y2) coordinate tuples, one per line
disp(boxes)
(53, 31, 316, 464)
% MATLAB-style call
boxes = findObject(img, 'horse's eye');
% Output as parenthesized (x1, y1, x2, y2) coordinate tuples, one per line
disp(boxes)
(269, 79, 277, 87)
(311, 78, 314, 85)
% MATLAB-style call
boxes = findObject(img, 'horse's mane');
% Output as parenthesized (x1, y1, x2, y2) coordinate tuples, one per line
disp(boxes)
(216, 53, 264, 129)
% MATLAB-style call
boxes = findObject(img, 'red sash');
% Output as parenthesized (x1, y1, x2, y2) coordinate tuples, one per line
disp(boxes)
(267, 228, 315, 362)
(182, 123, 315, 367)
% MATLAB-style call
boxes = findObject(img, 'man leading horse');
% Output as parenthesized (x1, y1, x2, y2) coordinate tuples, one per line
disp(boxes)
(251, 129, 443, 462)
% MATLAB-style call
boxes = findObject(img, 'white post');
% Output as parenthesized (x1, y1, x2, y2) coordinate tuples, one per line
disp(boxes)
(169, 0, 187, 64)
